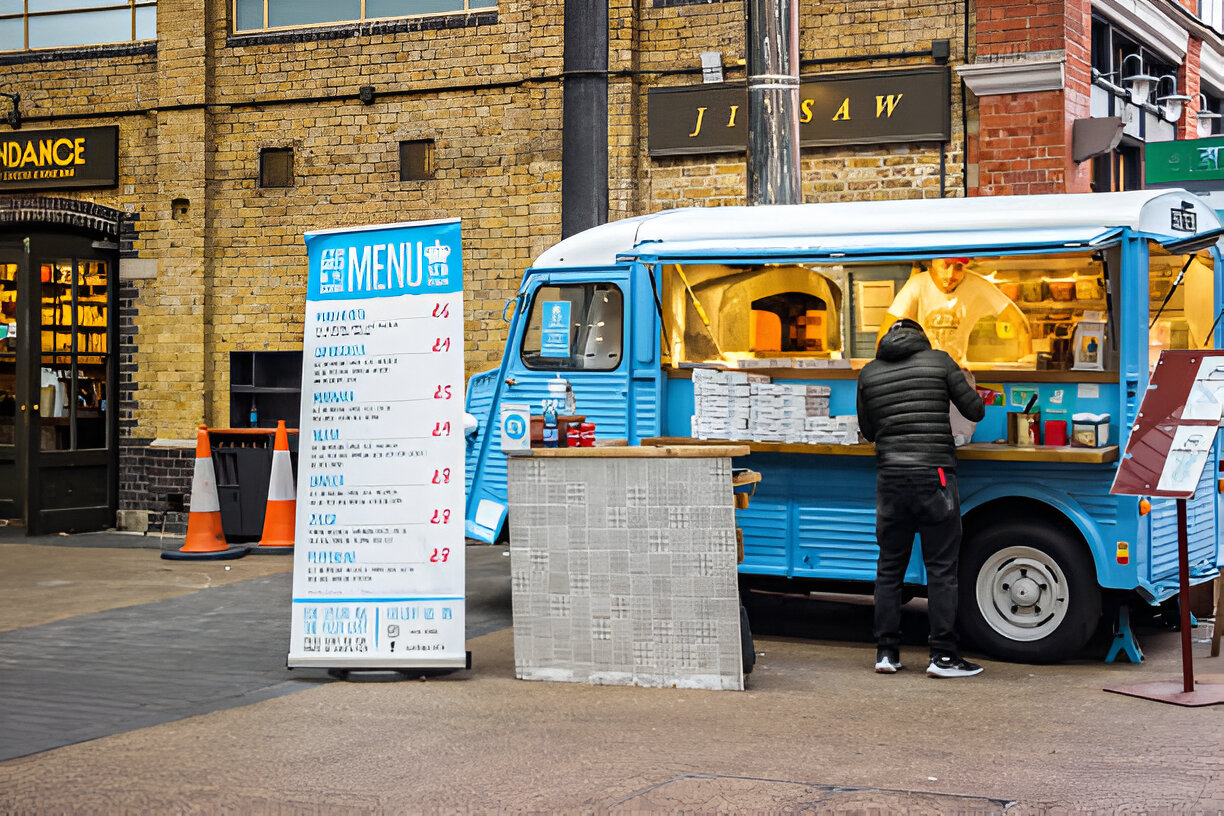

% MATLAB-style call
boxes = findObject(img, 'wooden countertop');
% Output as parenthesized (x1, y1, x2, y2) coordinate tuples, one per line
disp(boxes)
(665, 366, 1119, 383)
(641, 437, 1119, 464)
(510, 443, 750, 458)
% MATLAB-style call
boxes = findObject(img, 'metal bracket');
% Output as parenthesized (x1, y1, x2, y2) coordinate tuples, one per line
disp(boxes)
(1105, 604, 1144, 664)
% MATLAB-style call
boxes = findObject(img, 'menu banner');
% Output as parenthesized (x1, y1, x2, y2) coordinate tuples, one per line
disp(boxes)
(1111, 349, 1224, 499)
(289, 218, 466, 669)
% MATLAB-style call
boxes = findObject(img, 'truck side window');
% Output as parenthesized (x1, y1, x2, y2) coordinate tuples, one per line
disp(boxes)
(520, 283, 624, 371)
(1148, 248, 1216, 369)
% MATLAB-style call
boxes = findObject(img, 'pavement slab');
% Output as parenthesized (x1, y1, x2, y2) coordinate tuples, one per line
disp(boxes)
(0, 533, 1221, 814)
(2, 622, 1223, 813)
(0, 536, 292, 632)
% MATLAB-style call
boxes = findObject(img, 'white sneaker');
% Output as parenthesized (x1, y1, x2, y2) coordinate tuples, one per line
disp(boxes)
(874, 648, 903, 674)
(926, 654, 983, 678)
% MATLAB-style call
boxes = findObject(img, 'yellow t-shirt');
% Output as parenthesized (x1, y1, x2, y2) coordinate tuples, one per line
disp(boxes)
(888, 271, 1015, 365)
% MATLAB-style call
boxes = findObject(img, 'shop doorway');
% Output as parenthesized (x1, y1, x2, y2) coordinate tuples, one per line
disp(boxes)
(0, 232, 118, 533)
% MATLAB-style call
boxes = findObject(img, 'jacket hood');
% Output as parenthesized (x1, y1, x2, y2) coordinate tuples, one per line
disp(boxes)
(876, 323, 932, 361)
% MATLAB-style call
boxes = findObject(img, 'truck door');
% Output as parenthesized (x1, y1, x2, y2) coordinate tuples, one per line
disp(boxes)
(465, 266, 660, 542)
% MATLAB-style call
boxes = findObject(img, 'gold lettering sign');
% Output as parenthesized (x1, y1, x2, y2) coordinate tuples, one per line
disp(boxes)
(647, 67, 950, 156)
(0, 127, 117, 192)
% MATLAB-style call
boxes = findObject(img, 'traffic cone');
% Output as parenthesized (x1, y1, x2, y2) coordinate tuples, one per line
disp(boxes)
(252, 420, 296, 554)
(162, 426, 249, 561)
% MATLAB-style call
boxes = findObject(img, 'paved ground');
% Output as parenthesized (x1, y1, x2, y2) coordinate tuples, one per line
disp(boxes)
(1, 525, 1222, 814)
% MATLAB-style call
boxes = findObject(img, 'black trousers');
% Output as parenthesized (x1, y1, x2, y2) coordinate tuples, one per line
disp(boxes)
(873, 467, 962, 657)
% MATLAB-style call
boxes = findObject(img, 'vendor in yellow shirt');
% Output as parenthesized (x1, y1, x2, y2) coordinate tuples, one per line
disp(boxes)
(877, 258, 1031, 366)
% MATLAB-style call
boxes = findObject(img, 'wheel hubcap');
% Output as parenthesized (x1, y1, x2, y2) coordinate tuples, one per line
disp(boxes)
(976, 546, 1069, 642)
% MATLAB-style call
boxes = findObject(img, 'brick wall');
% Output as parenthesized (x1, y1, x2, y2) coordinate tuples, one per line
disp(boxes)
(118, 437, 194, 534)
(0, 0, 1025, 527)
(971, 0, 1094, 194)
(634, 0, 964, 205)
(3, 0, 970, 442)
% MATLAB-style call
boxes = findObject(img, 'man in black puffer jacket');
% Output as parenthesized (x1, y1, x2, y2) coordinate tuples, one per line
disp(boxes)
(856, 318, 986, 678)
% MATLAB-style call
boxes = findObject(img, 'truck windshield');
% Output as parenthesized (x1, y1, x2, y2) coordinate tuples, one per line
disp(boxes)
(520, 283, 624, 371)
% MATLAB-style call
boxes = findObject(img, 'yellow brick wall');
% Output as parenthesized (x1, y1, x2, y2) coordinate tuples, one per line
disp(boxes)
(1, 0, 965, 442)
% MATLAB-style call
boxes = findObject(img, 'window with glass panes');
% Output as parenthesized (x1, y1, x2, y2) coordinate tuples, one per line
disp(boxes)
(233, 0, 494, 33)
(0, 0, 155, 52)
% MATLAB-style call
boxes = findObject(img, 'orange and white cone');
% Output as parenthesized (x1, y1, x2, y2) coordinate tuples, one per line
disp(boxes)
(253, 420, 295, 553)
(162, 426, 249, 561)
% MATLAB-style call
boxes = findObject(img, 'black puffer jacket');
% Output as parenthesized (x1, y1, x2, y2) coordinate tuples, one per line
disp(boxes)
(856, 322, 985, 470)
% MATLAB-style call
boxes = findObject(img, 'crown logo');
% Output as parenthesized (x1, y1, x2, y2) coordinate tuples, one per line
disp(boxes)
(424, 240, 451, 266)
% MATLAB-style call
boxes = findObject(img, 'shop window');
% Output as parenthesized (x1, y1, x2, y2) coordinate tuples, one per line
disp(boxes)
(1148, 245, 1216, 368)
(400, 139, 435, 181)
(1092, 141, 1141, 193)
(1201, 0, 1224, 35)
(520, 284, 623, 371)
(233, 0, 494, 33)
(0, 262, 15, 439)
(0, 1, 156, 52)
(39, 258, 110, 451)
(260, 147, 294, 188)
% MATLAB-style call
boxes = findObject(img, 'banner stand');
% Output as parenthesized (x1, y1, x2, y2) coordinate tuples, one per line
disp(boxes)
(1107, 350, 1224, 706)
(288, 218, 468, 675)
(325, 651, 472, 682)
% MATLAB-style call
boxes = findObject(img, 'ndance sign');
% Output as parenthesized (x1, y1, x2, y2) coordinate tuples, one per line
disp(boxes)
(0, 126, 118, 191)
(648, 67, 950, 156)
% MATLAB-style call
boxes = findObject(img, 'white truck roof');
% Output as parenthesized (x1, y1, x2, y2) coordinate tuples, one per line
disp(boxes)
(532, 189, 1223, 268)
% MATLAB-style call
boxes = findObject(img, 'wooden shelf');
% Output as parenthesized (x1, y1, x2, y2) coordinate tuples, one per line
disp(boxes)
(1019, 299, 1106, 310)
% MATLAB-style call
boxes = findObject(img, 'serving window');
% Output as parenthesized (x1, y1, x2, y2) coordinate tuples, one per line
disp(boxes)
(661, 250, 1209, 373)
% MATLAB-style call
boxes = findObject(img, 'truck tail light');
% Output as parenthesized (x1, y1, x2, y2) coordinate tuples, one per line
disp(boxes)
(1138, 499, 1151, 516)
(1116, 541, 1130, 565)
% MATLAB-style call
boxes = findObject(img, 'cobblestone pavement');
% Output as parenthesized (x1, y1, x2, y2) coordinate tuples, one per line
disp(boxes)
(0, 528, 1221, 814)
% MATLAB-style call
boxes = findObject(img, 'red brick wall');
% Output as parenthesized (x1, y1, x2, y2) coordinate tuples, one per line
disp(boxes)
(1180, 38, 1203, 140)
(971, 0, 1094, 194)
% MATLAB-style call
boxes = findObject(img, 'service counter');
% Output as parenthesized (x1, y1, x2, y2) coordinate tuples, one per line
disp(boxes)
(506, 443, 749, 691)
(666, 366, 1120, 383)
(642, 437, 1119, 464)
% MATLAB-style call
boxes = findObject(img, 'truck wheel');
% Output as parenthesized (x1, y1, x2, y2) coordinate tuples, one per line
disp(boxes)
(958, 520, 1101, 663)
(740, 603, 755, 675)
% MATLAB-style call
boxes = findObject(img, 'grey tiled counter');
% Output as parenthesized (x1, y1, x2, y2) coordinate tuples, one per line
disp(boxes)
(507, 444, 749, 691)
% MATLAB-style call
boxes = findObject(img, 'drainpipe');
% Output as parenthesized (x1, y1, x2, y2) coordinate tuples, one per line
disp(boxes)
(562, 0, 609, 238)
(746, 0, 801, 205)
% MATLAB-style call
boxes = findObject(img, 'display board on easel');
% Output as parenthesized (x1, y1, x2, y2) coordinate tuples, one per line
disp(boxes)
(1108, 349, 1224, 706)
(288, 218, 467, 672)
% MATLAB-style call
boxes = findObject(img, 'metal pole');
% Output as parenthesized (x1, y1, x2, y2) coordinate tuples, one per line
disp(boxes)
(561, 0, 609, 238)
(1176, 498, 1195, 694)
(746, 0, 801, 205)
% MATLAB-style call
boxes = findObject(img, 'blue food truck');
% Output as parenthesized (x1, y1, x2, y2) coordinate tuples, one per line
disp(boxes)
(464, 190, 1224, 663)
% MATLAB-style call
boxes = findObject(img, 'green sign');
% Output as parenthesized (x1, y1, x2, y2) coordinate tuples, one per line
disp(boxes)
(1145, 136, 1224, 186)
